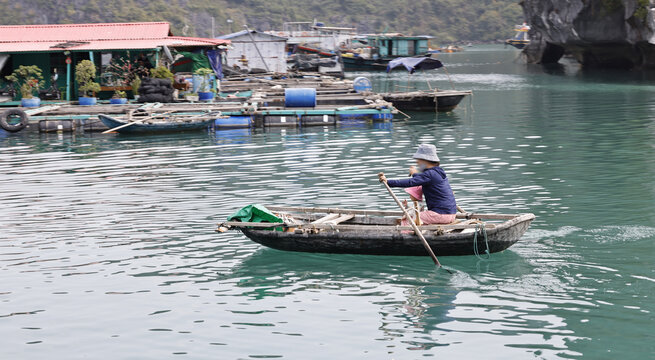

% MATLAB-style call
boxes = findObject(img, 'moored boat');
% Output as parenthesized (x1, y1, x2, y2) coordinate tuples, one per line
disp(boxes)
(506, 23, 530, 49)
(218, 206, 535, 256)
(381, 57, 472, 112)
(381, 90, 472, 112)
(99, 111, 220, 134)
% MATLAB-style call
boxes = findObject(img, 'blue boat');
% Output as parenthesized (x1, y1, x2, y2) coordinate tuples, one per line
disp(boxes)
(99, 113, 218, 134)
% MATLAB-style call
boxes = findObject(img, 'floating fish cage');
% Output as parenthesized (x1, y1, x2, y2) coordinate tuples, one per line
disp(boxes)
(222, 107, 396, 128)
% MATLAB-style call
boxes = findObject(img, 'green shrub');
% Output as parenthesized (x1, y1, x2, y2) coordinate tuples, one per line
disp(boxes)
(75, 60, 101, 97)
(5, 65, 44, 99)
(150, 66, 174, 82)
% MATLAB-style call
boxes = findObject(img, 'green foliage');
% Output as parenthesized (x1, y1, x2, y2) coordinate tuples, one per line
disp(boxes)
(5, 65, 44, 98)
(0, 0, 524, 42)
(131, 76, 141, 95)
(75, 60, 101, 96)
(194, 68, 214, 76)
(113, 90, 127, 98)
(634, 0, 649, 22)
(601, 0, 623, 13)
(150, 66, 174, 81)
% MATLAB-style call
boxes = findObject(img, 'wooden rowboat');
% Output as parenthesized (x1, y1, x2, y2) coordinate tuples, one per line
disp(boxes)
(218, 206, 535, 256)
(99, 112, 219, 134)
(381, 90, 472, 112)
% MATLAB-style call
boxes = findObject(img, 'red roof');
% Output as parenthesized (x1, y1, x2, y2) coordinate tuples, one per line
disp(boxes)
(0, 22, 229, 53)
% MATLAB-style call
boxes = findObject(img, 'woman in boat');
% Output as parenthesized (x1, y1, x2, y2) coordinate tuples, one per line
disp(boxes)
(379, 144, 457, 225)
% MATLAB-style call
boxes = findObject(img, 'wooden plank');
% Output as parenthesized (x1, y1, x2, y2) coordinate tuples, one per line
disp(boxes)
(327, 214, 355, 225)
(24, 105, 61, 116)
(266, 205, 519, 220)
(267, 206, 402, 216)
(310, 213, 340, 224)
(220, 221, 497, 231)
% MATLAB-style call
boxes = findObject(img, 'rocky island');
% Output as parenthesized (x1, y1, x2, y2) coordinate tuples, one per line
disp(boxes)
(522, 0, 655, 68)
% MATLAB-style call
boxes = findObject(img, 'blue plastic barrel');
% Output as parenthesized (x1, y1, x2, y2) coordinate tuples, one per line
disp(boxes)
(284, 88, 317, 107)
(78, 97, 97, 106)
(215, 116, 252, 129)
(372, 113, 393, 120)
(353, 77, 373, 92)
(21, 97, 41, 108)
(198, 92, 215, 101)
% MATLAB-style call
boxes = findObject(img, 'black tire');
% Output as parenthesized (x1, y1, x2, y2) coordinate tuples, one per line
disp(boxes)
(0, 109, 29, 132)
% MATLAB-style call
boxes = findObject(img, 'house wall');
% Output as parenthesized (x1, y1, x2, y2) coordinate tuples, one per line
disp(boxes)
(224, 33, 287, 73)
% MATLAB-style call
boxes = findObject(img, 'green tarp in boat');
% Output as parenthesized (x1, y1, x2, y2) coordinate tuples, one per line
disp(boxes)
(227, 204, 283, 224)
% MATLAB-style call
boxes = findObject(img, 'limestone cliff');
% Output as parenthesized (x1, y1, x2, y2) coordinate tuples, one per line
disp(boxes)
(521, 0, 655, 68)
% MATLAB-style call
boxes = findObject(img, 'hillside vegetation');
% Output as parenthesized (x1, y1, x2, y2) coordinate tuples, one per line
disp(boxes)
(0, 0, 523, 42)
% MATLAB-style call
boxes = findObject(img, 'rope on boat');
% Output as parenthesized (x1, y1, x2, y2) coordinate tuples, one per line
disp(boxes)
(473, 222, 491, 260)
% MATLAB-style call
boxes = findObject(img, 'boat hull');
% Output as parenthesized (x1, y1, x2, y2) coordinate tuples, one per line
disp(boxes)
(99, 114, 214, 134)
(506, 40, 529, 49)
(382, 91, 471, 112)
(341, 56, 389, 71)
(239, 214, 534, 256)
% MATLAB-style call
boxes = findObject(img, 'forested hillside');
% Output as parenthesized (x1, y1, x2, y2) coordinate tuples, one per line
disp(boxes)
(0, 0, 523, 42)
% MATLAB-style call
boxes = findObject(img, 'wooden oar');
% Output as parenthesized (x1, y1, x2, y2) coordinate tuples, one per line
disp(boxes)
(101, 111, 175, 134)
(379, 172, 443, 268)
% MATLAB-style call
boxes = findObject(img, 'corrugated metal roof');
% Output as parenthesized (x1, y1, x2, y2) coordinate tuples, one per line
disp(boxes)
(0, 22, 230, 53)
(0, 22, 172, 42)
(217, 30, 287, 40)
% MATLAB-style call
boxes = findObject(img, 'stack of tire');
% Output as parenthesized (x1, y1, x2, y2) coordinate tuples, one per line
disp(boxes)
(138, 78, 174, 103)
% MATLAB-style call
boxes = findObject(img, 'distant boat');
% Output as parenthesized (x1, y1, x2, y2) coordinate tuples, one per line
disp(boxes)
(506, 23, 530, 49)
(379, 57, 472, 112)
(296, 33, 433, 71)
(430, 45, 463, 53)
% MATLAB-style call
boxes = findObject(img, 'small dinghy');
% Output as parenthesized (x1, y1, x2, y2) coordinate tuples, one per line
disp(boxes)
(218, 206, 535, 256)
(381, 90, 472, 112)
(99, 110, 221, 134)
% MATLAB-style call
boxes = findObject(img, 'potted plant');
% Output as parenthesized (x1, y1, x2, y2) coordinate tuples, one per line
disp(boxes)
(195, 68, 215, 101)
(6, 65, 44, 108)
(110, 90, 127, 105)
(131, 76, 141, 101)
(105, 56, 148, 101)
(75, 60, 101, 106)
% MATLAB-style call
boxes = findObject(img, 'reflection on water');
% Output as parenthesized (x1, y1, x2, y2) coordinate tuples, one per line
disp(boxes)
(1, 46, 655, 359)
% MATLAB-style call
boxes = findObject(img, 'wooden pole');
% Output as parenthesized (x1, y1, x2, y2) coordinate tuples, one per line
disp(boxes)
(244, 25, 270, 73)
(379, 172, 442, 267)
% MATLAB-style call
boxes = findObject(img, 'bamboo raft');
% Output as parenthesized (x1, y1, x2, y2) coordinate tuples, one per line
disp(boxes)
(218, 206, 535, 256)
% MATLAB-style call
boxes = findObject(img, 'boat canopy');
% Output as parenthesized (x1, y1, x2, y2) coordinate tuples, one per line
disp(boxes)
(386, 57, 443, 74)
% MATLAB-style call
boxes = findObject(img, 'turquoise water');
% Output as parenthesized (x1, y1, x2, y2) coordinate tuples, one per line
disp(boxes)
(1, 46, 654, 359)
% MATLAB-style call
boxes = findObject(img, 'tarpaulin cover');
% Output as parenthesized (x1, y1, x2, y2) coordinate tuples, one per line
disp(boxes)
(207, 49, 223, 80)
(386, 57, 443, 74)
(227, 204, 283, 223)
(172, 51, 211, 73)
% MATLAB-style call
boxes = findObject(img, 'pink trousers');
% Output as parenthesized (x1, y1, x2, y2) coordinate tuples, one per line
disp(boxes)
(402, 210, 456, 226)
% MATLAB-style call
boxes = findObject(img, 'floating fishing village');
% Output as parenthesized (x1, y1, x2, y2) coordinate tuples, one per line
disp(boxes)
(0, 22, 471, 135)
(2, 1, 655, 359)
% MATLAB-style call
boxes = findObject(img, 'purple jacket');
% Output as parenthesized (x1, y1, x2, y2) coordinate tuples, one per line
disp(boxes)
(387, 166, 457, 214)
